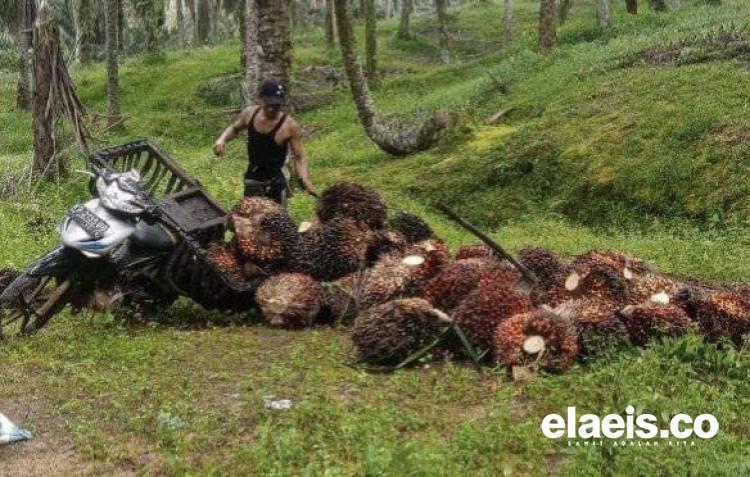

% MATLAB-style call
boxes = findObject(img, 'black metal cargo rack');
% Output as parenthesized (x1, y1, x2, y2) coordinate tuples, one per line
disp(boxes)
(89, 139, 228, 245)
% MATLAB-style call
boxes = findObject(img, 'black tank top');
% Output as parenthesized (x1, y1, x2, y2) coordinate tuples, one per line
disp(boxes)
(246, 108, 289, 180)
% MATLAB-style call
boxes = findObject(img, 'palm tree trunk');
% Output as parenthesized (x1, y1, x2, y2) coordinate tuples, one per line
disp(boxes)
(16, 0, 35, 110)
(648, 0, 666, 11)
(187, 0, 197, 45)
(244, 0, 259, 97)
(434, 0, 450, 64)
(333, 0, 447, 156)
(364, 0, 378, 89)
(118, 0, 125, 52)
(504, 0, 513, 45)
(325, 0, 335, 48)
(397, 0, 412, 39)
(176, 0, 185, 47)
(211, 0, 220, 37)
(133, 0, 160, 53)
(197, 0, 211, 44)
(597, 0, 610, 27)
(538, 0, 557, 52)
(105, 0, 120, 125)
(73, 0, 96, 63)
(257, 0, 292, 91)
(239, 0, 246, 68)
(33, 6, 88, 178)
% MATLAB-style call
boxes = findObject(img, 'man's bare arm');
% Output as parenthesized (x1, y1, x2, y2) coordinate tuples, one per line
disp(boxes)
(289, 121, 316, 195)
(213, 107, 255, 156)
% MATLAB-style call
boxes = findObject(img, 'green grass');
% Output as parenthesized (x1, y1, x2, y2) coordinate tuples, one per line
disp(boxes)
(2, 0, 750, 474)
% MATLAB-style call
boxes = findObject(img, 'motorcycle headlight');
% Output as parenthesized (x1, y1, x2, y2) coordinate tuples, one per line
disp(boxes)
(96, 171, 147, 215)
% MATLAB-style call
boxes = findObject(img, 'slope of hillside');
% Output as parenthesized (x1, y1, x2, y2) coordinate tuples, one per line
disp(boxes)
(1, 1, 750, 475)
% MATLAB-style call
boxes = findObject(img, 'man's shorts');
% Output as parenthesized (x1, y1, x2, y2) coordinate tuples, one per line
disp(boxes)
(243, 176, 288, 207)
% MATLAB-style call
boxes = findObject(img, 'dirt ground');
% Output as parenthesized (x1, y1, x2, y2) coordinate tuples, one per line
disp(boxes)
(0, 399, 130, 477)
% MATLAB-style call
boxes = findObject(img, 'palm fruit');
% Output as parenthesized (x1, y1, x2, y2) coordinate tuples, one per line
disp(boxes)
(495, 308, 579, 372)
(532, 266, 572, 307)
(618, 304, 698, 346)
(575, 264, 630, 304)
(404, 238, 450, 287)
(357, 244, 447, 310)
(676, 288, 750, 345)
(388, 212, 434, 244)
(255, 273, 325, 328)
(366, 228, 407, 265)
(570, 249, 652, 277)
(207, 243, 245, 280)
(357, 253, 414, 310)
(351, 298, 452, 365)
(423, 258, 490, 312)
(555, 300, 630, 359)
(296, 218, 372, 281)
(232, 196, 285, 218)
(483, 264, 523, 291)
(540, 263, 629, 308)
(232, 204, 299, 270)
(627, 274, 683, 305)
(518, 246, 565, 286)
(316, 182, 387, 230)
(453, 272, 531, 355)
(455, 244, 496, 261)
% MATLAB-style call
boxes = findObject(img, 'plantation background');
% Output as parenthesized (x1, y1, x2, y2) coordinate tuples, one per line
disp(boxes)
(2, 0, 750, 474)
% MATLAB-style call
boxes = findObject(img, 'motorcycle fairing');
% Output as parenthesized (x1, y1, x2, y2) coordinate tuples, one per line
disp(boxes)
(60, 199, 137, 258)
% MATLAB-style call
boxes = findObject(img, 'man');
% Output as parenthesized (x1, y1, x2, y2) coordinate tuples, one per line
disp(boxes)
(212, 79, 316, 205)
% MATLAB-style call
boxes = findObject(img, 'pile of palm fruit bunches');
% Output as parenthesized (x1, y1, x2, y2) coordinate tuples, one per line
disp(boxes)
(206, 182, 750, 374)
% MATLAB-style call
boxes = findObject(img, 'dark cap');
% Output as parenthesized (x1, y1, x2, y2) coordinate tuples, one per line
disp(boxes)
(260, 79, 286, 105)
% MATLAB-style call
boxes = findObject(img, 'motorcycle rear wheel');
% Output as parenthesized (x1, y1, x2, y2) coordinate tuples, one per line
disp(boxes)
(0, 274, 71, 338)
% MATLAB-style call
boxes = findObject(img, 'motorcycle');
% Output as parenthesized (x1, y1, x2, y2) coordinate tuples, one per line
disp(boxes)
(0, 167, 179, 337)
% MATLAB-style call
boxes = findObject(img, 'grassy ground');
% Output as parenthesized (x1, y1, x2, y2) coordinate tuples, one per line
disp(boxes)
(2, 0, 750, 475)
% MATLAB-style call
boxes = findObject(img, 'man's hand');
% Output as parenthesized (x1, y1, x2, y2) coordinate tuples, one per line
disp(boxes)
(212, 141, 226, 157)
(304, 185, 319, 198)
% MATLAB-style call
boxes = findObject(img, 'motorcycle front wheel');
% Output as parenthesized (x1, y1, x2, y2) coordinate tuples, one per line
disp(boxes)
(0, 273, 72, 338)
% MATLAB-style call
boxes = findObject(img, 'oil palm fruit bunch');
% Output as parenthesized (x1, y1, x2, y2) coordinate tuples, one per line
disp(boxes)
(388, 212, 434, 245)
(518, 246, 565, 286)
(495, 307, 579, 372)
(565, 264, 629, 303)
(676, 287, 750, 345)
(422, 258, 492, 312)
(296, 218, 372, 281)
(357, 253, 416, 310)
(351, 298, 452, 365)
(570, 249, 652, 278)
(316, 182, 388, 230)
(403, 238, 451, 288)
(232, 196, 285, 218)
(618, 304, 698, 346)
(366, 228, 407, 266)
(627, 274, 683, 306)
(541, 263, 629, 308)
(231, 197, 299, 270)
(455, 244, 497, 261)
(453, 270, 531, 355)
(555, 300, 630, 359)
(207, 243, 245, 280)
(357, 244, 446, 310)
(255, 273, 325, 328)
